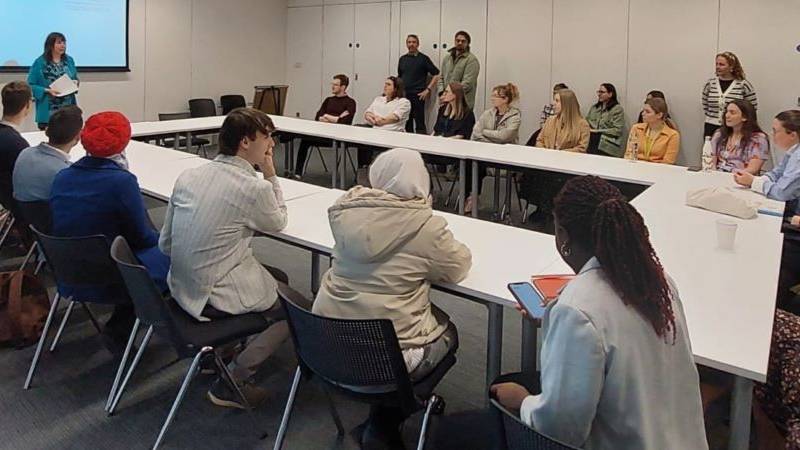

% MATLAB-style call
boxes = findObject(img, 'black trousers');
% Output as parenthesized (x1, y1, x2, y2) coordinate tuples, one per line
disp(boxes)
(778, 237, 800, 315)
(405, 93, 427, 134)
(432, 372, 542, 450)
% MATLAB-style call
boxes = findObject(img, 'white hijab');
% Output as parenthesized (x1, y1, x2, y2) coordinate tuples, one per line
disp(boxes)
(369, 148, 430, 200)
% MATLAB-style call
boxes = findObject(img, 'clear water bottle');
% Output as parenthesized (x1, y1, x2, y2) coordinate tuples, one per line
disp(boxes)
(701, 136, 714, 172)
(625, 135, 638, 163)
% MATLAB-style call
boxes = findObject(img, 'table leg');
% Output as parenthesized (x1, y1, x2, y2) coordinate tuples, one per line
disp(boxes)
(471, 160, 479, 218)
(728, 376, 753, 450)
(311, 252, 321, 296)
(339, 142, 346, 189)
(186, 132, 191, 152)
(331, 140, 338, 189)
(493, 168, 500, 215)
(283, 138, 290, 176)
(521, 317, 538, 375)
(458, 160, 466, 215)
(486, 303, 503, 398)
(173, 133, 180, 150)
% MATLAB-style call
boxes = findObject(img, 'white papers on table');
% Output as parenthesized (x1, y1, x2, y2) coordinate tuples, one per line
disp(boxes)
(49, 74, 79, 97)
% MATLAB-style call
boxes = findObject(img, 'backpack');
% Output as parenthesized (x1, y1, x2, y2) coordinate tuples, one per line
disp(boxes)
(0, 270, 51, 348)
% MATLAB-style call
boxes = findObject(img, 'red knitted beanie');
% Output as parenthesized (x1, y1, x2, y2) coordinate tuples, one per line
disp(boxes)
(81, 111, 131, 157)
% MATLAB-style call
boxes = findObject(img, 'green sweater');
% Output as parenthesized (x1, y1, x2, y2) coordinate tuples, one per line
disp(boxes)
(437, 49, 480, 110)
(586, 103, 625, 157)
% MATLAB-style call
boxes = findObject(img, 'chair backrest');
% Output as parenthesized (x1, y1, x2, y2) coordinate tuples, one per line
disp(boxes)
(110, 236, 186, 344)
(188, 98, 217, 118)
(30, 225, 128, 302)
(220, 95, 246, 115)
(526, 129, 542, 147)
(278, 288, 417, 409)
(490, 399, 578, 450)
(16, 200, 52, 234)
(158, 112, 191, 121)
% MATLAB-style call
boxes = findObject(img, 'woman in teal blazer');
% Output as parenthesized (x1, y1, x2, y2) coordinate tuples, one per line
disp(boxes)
(27, 32, 79, 130)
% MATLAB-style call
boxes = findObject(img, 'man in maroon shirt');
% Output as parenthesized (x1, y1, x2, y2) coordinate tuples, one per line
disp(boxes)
(294, 74, 357, 177)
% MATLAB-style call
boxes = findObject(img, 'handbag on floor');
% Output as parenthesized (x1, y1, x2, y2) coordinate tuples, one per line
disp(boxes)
(0, 270, 50, 348)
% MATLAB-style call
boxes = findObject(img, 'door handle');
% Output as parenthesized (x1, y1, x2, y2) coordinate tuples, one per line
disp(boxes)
(442, 43, 448, 49)
(349, 43, 353, 48)
(356, 43, 360, 48)
(433, 43, 438, 49)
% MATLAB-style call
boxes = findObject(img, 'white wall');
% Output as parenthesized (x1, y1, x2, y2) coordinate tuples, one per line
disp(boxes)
(289, 0, 800, 167)
(1, 0, 288, 131)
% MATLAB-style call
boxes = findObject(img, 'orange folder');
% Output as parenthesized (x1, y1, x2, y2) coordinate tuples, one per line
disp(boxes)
(530, 275, 574, 302)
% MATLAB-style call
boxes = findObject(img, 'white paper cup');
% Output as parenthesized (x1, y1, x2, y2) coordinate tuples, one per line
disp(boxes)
(716, 219, 738, 250)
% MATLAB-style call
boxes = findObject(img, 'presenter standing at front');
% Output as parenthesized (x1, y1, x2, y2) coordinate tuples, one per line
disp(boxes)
(27, 32, 79, 130)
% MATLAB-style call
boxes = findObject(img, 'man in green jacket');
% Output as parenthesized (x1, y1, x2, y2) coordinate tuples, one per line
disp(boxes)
(437, 31, 480, 110)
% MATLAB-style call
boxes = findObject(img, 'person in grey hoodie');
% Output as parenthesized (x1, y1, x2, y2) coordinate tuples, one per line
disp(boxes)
(312, 147, 472, 447)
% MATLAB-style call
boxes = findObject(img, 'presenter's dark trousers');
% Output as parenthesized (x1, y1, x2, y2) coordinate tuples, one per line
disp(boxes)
(405, 93, 427, 134)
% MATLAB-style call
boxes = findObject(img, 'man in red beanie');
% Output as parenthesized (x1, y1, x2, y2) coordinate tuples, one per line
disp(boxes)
(49, 111, 170, 353)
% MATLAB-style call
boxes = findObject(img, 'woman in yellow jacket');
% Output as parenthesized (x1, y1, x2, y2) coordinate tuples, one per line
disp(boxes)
(625, 98, 680, 164)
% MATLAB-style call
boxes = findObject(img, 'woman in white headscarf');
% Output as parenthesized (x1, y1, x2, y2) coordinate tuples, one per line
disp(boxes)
(312, 148, 472, 445)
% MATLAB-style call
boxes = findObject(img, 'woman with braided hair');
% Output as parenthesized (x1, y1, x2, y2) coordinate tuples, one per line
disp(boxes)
(491, 176, 707, 449)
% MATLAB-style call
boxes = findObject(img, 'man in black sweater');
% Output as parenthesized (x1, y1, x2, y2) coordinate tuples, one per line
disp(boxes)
(0, 81, 33, 214)
(398, 34, 440, 134)
(294, 74, 357, 178)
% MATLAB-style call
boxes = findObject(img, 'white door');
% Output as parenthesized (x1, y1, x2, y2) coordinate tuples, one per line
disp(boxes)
(351, 2, 392, 120)
(440, 0, 488, 115)
(323, 4, 355, 95)
(285, 6, 324, 119)
(400, 0, 442, 131)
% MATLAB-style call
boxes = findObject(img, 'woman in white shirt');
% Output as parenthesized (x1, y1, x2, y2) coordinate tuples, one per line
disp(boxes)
(358, 76, 412, 168)
(491, 175, 707, 450)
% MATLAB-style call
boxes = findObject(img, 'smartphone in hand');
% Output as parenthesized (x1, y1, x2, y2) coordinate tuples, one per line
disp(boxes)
(507, 282, 547, 318)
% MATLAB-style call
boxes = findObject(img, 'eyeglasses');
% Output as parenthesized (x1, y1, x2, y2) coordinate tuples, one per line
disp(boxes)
(597, 90, 608, 94)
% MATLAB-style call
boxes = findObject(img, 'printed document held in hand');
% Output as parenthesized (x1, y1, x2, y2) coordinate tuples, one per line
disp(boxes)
(49, 74, 78, 97)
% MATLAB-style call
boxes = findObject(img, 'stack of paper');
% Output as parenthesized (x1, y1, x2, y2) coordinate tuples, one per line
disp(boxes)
(49, 74, 79, 97)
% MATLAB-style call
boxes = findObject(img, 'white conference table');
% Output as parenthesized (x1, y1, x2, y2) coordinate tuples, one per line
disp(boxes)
(24, 118, 784, 450)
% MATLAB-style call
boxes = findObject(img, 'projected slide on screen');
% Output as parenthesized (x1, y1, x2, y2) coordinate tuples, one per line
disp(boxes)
(0, 0, 129, 72)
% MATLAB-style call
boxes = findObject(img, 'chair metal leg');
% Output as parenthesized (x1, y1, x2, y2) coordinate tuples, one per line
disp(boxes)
(105, 318, 141, 412)
(416, 395, 438, 450)
(17, 241, 38, 271)
(322, 386, 345, 437)
(273, 366, 302, 450)
(345, 148, 357, 179)
(0, 216, 15, 249)
(48, 300, 76, 352)
(317, 147, 330, 173)
(81, 303, 103, 335)
(24, 293, 60, 389)
(108, 325, 154, 415)
(34, 258, 46, 275)
(213, 351, 269, 440)
(153, 347, 212, 450)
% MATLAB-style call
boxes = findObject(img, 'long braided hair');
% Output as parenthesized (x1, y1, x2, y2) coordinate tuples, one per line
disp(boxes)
(554, 176, 677, 342)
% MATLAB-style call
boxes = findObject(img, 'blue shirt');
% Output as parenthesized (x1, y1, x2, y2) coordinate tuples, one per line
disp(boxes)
(760, 143, 800, 213)
(27, 55, 79, 125)
(13, 142, 71, 202)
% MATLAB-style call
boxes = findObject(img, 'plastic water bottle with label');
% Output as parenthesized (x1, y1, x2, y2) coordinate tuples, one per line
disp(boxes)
(701, 136, 714, 172)
(625, 134, 638, 162)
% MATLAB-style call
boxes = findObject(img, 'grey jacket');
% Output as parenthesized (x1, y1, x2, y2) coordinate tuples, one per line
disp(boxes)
(13, 142, 71, 202)
(471, 107, 522, 144)
(159, 155, 288, 320)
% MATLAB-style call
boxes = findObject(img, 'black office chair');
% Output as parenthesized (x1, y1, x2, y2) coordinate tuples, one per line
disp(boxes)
(273, 287, 453, 450)
(16, 200, 52, 274)
(157, 112, 210, 157)
(188, 98, 217, 118)
(490, 399, 579, 450)
(108, 236, 271, 449)
(525, 129, 542, 147)
(220, 94, 246, 115)
(24, 226, 129, 390)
